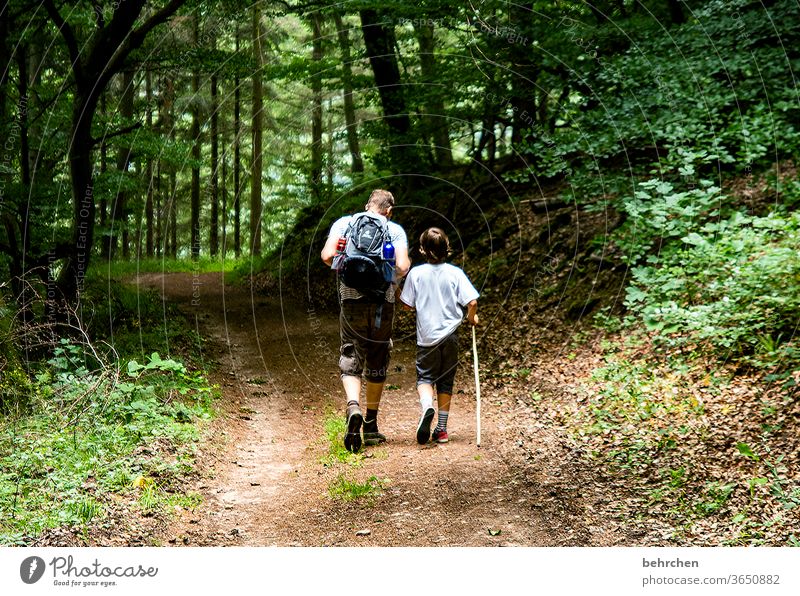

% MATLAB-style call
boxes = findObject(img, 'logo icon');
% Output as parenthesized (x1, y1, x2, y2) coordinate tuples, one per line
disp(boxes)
(20, 556, 46, 584)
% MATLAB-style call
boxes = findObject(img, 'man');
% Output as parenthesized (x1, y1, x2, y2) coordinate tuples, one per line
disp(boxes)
(321, 189, 411, 452)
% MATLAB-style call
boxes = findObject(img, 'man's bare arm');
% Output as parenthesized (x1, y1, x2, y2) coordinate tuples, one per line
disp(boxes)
(321, 234, 339, 266)
(395, 244, 410, 278)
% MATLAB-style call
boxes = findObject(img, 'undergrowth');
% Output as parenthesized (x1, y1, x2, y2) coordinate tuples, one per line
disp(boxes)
(0, 349, 215, 545)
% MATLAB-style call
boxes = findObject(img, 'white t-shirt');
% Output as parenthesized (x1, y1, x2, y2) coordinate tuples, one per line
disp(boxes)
(328, 213, 408, 303)
(400, 263, 480, 346)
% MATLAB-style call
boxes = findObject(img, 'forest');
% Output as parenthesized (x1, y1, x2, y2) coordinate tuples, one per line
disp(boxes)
(0, 0, 798, 547)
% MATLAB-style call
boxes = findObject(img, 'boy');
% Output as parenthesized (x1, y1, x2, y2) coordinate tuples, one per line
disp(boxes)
(399, 227, 479, 444)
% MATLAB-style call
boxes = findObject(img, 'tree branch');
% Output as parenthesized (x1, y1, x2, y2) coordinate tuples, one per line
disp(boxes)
(93, 122, 142, 148)
(97, 0, 186, 88)
(42, 0, 83, 80)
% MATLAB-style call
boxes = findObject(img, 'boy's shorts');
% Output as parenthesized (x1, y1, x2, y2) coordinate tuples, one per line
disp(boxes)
(415, 330, 459, 394)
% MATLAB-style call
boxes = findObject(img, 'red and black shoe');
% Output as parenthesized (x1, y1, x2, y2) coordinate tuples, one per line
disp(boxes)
(432, 428, 449, 443)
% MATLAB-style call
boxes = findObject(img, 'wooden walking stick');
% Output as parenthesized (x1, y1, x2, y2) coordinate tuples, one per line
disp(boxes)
(472, 325, 481, 447)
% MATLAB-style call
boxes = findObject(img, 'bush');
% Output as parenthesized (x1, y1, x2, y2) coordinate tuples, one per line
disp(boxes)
(624, 210, 800, 368)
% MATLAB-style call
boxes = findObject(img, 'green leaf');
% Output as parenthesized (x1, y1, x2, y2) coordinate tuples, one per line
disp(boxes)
(737, 442, 759, 461)
(626, 286, 648, 303)
(681, 232, 707, 246)
(488, 528, 502, 536)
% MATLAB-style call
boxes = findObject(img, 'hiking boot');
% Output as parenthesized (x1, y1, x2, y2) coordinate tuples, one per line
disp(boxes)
(416, 407, 435, 445)
(432, 428, 449, 443)
(344, 403, 363, 453)
(362, 419, 386, 446)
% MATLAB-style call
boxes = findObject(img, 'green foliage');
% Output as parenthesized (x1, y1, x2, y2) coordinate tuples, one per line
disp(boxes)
(624, 211, 800, 368)
(0, 353, 215, 545)
(327, 474, 387, 503)
(614, 176, 723, 264)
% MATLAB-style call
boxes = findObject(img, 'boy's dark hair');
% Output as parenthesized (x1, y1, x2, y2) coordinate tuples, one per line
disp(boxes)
(419, 227, 450, 264)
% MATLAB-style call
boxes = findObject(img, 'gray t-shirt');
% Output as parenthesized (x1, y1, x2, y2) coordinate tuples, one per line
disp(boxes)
(400, 262, 480, 346)
(328, 213, 408, 303)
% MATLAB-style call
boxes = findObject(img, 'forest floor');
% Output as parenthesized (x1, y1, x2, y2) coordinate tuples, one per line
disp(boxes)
(133, 270, 631, 547)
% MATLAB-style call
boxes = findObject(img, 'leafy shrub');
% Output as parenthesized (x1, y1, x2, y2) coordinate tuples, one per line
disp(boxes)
(624, 211, 800, 367)
(614, 175, 723, 264)
(0, 352, 215, 544)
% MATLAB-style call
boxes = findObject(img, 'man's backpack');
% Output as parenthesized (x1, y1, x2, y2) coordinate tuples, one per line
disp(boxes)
(333, 212, 393, 301)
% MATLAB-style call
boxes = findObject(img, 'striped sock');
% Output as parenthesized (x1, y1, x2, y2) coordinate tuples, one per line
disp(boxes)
(436, 410, 449, 431)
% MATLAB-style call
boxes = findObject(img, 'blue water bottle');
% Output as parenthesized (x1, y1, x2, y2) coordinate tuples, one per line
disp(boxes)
(382, 239, 395, 282)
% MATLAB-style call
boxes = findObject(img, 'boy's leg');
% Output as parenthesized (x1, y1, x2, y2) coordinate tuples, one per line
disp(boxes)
(433, 332, 459, 443)
(416, 383, 436, 444)
(434, 392, 451, 443)
(415, 341, 440, 444)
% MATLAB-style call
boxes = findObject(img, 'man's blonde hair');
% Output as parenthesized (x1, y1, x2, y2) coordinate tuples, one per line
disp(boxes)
(366, 189, 395, 213)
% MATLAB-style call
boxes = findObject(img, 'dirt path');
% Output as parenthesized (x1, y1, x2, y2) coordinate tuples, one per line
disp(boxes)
(135, 272, 612, 547)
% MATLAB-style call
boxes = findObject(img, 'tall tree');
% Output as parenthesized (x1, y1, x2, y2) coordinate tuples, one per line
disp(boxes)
(250, 5, 263, 256)
(109, 69, 135, 260)
(310, 12, 324, 201)
(145, 69, 154, 258)
(359, 8, 415, 172)
(190, 14, 201, 261)
(414, 20, 453, 167)
(233, 28, 242, 258)
(210, 63, 219, 257)
(42, 0, 186, 301)
(332, 12, 363, 174)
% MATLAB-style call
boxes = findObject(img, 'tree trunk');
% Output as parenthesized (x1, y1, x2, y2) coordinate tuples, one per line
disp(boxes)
(145, 69, 154, 258)
(16, 45, 31, 187)
(359, 8, 415, 172)
(332, 12, 363, 174)
(109, 69, 135, 260)
(169, 169, 177, 258)
(210, 70, 219, 256)
(310, 12, 323, 201)
(667, 0, 686, 24)
(250, 5, 263, 256)
(413, 21, 452, 167)
(155, 161, 161, 257)
(190, 16, 201, 261)
(221, 145, 227, 255)
(508, 2, 538, 147)
(58, 88, 100, 299)
(234, 30, 242, 258)
(99, 92, 107, 233)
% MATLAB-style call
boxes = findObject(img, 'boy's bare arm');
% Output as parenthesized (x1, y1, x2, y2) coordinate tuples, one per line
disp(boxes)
(466, 300, 479, 326)
(399, 291, 414, 310)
